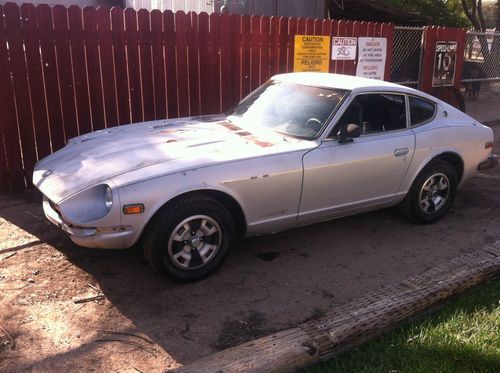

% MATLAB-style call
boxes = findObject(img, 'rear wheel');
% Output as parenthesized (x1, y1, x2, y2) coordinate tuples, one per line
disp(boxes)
(143, 195, 235, 281)
(398, 160, 457, 224)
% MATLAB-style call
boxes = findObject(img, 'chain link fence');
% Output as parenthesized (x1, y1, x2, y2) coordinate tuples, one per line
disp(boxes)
(461, 31, 500, 122)
(391, 26, 424, 87)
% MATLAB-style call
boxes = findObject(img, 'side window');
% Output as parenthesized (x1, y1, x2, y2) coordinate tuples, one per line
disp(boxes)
(335, 93, 407, 136)
(409, 96, 436, 126)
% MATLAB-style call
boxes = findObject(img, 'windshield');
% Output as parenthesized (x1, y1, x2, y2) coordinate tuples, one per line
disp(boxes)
(226, 80, 347, 138)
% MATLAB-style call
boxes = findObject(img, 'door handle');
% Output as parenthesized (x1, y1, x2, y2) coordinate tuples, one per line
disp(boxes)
(394, 148, 409, 157)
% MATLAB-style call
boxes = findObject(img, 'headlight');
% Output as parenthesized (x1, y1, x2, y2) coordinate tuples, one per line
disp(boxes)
(105, 185, 113, 210)
(59, 184, 114, 224)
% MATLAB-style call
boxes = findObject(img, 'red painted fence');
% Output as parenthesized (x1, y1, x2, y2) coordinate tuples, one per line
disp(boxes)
(0, 3, 397, 190)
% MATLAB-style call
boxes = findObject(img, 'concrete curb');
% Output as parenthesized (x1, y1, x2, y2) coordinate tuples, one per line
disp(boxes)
(168, 242, 500, 373)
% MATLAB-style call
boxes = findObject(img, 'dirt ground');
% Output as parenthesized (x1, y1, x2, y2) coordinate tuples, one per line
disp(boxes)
(1, 124, 499, 373)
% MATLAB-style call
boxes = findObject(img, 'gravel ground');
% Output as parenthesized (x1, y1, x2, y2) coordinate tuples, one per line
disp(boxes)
(1, 124, 499, 373)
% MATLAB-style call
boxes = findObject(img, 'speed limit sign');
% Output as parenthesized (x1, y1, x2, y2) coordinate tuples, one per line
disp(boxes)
(432, 41, 457, 87)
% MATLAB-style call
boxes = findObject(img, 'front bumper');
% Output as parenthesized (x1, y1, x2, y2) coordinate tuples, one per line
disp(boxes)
(43, 197, 134, 249)
(478, 154, 499, 171)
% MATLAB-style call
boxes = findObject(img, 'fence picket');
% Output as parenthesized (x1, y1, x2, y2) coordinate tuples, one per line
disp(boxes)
(37, 5, 65, 151)
(240, 15, 251, 98)
(187, 12, 201, 116)
(164, 10, 178, 118)
(198, 12, 211, 115)
(0, 5, 24, 188)
(84, 6, 105, 131)
(138, 9, 155, 121)
(97, 7, 119, 127)
(53, 5, 78, 140)
(21, 4, 51, 160)
(175, 11, 190, 117)
(111, 7, 131, 124)
(125, 8, 142, 123)
(68, 5, 92, 135)
(151, 9, 167, 119)
(5, 3, 36, 186)
(208, 13, 221, 114)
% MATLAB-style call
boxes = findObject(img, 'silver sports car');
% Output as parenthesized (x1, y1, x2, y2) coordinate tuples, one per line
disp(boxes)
(33, 73, 497, 281)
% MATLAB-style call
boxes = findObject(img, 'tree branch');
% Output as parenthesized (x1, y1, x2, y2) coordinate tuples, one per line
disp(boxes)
(461, 0, 482, 30)
(477, 0, 486, 31)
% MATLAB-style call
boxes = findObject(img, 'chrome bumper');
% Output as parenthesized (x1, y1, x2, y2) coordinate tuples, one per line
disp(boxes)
(42, 197, 134, 249)
(478, 154, 499, 171)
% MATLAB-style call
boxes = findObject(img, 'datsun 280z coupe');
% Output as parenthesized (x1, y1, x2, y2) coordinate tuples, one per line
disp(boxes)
(33, 73, 497, 281)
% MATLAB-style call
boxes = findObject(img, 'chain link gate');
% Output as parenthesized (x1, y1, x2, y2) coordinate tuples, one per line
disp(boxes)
(391, 26, 424, 88)
(462, 30, 500, 101)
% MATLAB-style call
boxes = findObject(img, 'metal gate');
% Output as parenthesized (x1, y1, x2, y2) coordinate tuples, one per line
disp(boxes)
(461, 30, 500, 101)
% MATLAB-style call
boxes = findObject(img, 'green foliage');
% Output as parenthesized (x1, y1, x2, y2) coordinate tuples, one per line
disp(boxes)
(304, 277, 500, 373)
(384, 0, 471, 27)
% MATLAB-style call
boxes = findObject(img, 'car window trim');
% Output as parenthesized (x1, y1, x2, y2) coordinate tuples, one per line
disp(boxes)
(324, 90, 411, 141)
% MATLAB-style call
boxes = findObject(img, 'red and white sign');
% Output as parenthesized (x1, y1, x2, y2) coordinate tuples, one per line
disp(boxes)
(356, 37, 387, 80)
(331, 37, 357, 60)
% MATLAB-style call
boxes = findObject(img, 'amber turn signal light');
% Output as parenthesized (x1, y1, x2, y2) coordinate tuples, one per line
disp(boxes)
(123, 204, 145, 215)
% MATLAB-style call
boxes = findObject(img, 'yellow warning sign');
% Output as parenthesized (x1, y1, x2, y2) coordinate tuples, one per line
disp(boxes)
(293, 35, 330, 73)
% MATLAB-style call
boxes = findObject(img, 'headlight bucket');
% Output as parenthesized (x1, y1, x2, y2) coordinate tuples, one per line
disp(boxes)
(59, 184, 114, 224)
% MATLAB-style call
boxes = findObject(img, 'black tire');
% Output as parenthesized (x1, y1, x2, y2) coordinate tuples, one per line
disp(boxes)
(398, 160, 457, 224)
(143, 194, 235, 282)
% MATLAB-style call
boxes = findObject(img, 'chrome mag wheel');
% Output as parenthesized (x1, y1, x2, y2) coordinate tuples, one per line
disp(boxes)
(167, 215, 222, 270)
(418, 172, 450, 214)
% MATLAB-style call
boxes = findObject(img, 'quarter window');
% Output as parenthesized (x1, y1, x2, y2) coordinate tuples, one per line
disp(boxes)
(409, 96, 436, 126)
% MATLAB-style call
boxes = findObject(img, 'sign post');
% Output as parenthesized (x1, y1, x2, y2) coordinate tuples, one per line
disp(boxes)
(293, 35, 330, 73)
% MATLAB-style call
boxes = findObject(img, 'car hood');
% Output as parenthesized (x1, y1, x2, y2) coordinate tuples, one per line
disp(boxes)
(33, 115, 312, 203)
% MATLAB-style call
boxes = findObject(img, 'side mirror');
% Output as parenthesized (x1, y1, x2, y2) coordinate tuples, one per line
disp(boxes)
(339, 123, 361, 143)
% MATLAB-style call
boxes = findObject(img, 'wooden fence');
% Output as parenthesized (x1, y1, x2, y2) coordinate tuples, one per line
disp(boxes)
(0, 3, 395, 190)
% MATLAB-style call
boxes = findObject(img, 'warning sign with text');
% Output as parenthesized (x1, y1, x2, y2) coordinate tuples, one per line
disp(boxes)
(293, 35, 330, 73)
(331, 37, 357, 60)
(355, 37, 387, 80)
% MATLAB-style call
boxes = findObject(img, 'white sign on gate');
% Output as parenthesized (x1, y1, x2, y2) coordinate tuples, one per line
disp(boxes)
(355, 37, 387, 80)
(331, 37, 357, 60)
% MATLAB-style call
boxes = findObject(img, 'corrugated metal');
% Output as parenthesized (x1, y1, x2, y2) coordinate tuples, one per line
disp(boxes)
(126, 0, 213, 12)
(126, 0, 325, 18)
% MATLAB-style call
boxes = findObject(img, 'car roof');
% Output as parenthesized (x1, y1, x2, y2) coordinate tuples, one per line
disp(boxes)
(273, 72, 414, 92)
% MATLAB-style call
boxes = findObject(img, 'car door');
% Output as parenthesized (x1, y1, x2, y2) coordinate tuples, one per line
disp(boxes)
(298, 92, 415, 223)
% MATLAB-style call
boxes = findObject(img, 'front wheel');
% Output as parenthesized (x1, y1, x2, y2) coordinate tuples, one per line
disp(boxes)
(143, 195, 235, 281)
(398, 160, 457, 224)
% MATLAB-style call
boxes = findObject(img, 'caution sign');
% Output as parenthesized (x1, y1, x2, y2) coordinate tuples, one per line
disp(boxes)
(293, 35, 330, 73)
(432, 41, 457, 87)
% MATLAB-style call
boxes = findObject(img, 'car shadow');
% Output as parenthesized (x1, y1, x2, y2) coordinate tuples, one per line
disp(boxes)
(1, 178, 499, 367)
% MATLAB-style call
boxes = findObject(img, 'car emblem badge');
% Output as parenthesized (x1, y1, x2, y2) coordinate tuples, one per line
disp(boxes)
(42, 169, 52, 178)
